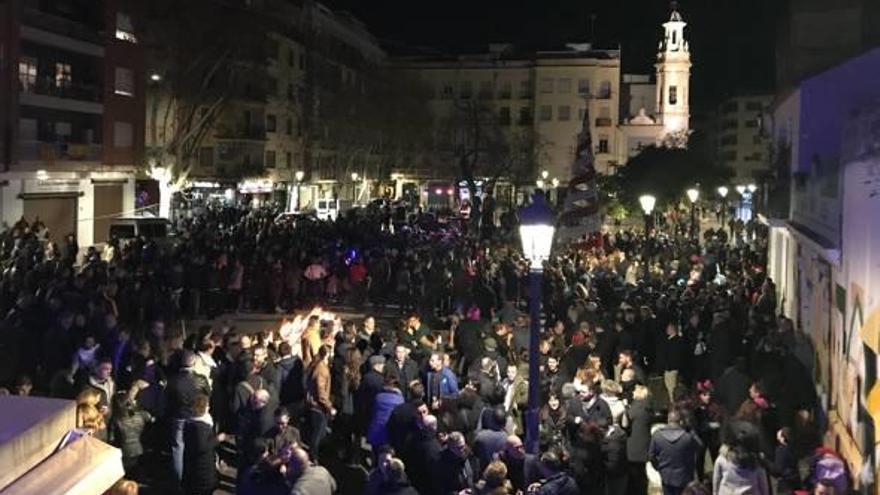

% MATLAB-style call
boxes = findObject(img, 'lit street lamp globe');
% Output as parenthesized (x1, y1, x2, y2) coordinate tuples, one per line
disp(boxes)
(351, 172, 359, 182)
(541, 170, 550, 180)
(536, 179, 545, 189)
(686, 188, 700, 204)
(519, 193, 555, 272)
(295, 170, 305, 182)
(747, 183, 757, 193)
(551, 177, 560, 188)
(639, 194, 656, 215)
(735, 185, 746, 196)
(717, 186, 729, 198)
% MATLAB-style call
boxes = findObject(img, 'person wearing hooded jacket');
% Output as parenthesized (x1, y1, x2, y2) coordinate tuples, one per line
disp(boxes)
(648, 409, 701, 495)
(530, 450, 579, 495)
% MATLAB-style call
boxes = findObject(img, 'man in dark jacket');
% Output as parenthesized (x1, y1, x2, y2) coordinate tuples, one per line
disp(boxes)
(237, 389, 276, 468)
(402, 414, 442, 495)
(602, 423, 629, 495)
(716, 357, 750, 416)
(497, 435, 540, 493)
(167, 351, 211, 480)
(434, 431, 478, 495)
(532, 450, 579, 495)
(386, 345, 419, 399)
(473, 406, 509, 469)
(358, 355, 386, 420)
(387, 382, 427, 452)
(648, 409, 700, 495)
(275, 342, 304, 413)
(567, 381, 612, 428)
(182, 394, 223, 495)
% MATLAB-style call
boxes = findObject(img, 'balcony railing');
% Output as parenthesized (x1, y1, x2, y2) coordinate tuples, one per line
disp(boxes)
(215, 125, 267, 140)
(22, 78, 102, 103)
(22, 4, 103, 45)
(595, 117, 613, 127)
(19, 141, 102, 162)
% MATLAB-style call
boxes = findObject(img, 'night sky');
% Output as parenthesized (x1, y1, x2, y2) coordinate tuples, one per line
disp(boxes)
(325, 0, 781, 114)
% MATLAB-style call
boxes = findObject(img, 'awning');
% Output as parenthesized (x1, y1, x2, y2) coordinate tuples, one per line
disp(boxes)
(2, 435, 124, 495)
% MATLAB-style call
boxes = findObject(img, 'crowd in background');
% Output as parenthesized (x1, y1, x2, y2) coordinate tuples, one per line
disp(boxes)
(0, 201, 852, 495)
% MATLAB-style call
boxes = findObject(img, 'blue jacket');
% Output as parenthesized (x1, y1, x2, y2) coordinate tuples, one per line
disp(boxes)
(366, 389, 405, 447)
(425, 367, 460, 404)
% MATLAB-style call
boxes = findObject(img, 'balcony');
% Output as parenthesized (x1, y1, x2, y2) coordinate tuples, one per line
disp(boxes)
(595, 117, 613, 127)
(19, 80, 103, 114)
(19, 141, 102, 163)
(215, 125, 267, 141)
(21, 5, 104, 54)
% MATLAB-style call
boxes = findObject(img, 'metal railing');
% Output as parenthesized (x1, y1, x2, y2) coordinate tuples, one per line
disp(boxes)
(18, 140, 102, 162)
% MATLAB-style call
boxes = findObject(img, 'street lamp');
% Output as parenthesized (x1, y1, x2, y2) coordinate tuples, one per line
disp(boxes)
(541, 170, 549, 181)
(551, 177, 559, 189)
(294, 170, 305, 211)
(746, 183, 757, 219)
(638, 194, 656, 233)
(717, 186, 729, 238)
(351, 172, 360, 203)
(686, 188, 699, 240)
(518, 192, 555, 454)
(535, 179, 545, 190)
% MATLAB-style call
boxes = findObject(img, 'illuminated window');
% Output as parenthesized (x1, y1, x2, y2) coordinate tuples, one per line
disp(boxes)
(55, 63, 71, 89)
(115, 13, 137, 43)
(18, 57, 37, 91)
(114, 67, 134, 96)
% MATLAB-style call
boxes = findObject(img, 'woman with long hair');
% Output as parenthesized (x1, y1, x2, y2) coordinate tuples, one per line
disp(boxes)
(712, 421, 770, 495)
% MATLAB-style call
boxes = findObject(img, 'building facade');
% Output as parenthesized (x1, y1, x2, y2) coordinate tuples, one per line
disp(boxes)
(712, 94, 773, 183)
(0, 0, 143, 245)
(765, 47, 880, 485)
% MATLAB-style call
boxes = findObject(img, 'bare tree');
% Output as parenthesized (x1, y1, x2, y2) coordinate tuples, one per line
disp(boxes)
(141, 0, 269, 216)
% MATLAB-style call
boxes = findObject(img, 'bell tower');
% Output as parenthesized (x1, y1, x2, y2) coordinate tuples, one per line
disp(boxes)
(655, 1, 691, 140)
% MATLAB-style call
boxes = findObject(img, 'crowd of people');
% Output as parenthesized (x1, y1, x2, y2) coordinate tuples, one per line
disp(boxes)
(0, 201, 853, 495)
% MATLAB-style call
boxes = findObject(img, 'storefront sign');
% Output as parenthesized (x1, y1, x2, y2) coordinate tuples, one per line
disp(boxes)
(23, 179, 80, 194)
(238, 179, 273, 194)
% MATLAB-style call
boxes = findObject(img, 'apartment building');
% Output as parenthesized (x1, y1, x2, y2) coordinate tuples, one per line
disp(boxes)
(712, 94, 773, 183)
(0, 0, 144, 244)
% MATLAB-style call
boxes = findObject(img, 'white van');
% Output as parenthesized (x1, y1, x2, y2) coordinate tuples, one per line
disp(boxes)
(315, 199, 340, 221)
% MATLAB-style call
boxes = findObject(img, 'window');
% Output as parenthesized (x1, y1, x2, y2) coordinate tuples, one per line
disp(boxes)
(18, 57, 37, 92)
(499, 81, 512, 99)
(199, 147, 214, 168)
(286, 118, 293, 135)
(558, 105, 571, 121)
(55, 122, 72, 137)
(598, 138, 609, 154)
(577, 78, 590, 95)
(669, 86, 678, 105)
(598, 80, 612, 98)
(539, 77, 554, 93)
(499, 107, 511, 126)
(539, 105, 553, 121)
(289, 49, 296, 67)
(519, 80, 532, 98)
(113, 121, 133, 148)
(286, 152, 292, 168)
(722, 101, 739, 113)
(720, 134, 738, 146)
(478, 80, 493, 99)
(459, 81, 473, 99)
(266, 150, 276, 168)
(557, 78, 571, 94)
(745, 101, 763, 112)
(518, 107, 532, 126)
(721, 150, 737, 161)
(266, 114, 277, 132)
(114, 67, 134, 96)
(721, 119, 738, 130)
(440, 82, 454, 99)
(55, 63, 72, 89)
(753, 135, 764, 144)
(287, 83, 295, 100)
(745, 119, 758, 128)
(115, 12, 137, 43)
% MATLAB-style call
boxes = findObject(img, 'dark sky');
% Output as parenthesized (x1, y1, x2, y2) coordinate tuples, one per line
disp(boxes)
(325, 0, 781, 113)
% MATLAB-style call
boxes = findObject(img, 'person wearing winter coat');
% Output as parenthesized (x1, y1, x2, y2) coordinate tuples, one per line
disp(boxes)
(648, 409, 700, 495)
(236, 454, 289, 495)
(625, 385, 653, 495)
(287, 446, 337, 495)
(712, 423, 770, 495)
(603, 423, 629, 495)
(435, 431, 478, 495)
(366, 380, 405, 448)
(379, 457, 421, 495)
(530, 450, 580, 495)
(497, 435, 540, 494)
(182, 394, 225, 495)
(112, 386, 153, 477)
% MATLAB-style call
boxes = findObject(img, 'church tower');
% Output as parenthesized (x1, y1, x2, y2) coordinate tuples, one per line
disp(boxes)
(655, 2, 691, 140)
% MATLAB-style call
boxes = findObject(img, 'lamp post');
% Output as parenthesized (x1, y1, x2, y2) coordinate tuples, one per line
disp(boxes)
(294, 170, 305, 211)
(735, 185, 746, 222)
(351, 172, 359, 203)
(518, 193, 555, 454)
(717, 186, 729, 240)
(747, 183, 757, 220)
(639, 194, 656, 234)
(686, 187, 699, 240)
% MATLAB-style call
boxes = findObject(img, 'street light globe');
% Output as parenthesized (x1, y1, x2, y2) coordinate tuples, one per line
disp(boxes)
(295, 170, 305, 182)
(541, 170, 549, 180)
(735, 185, 747, 195)
(686, 188, 700, 204)
(747, 183, 757, 193)
(551, 177, 560, 188)
(519, 193, 556, 272)
(351, 172, 359, 182)
(536, 179, 545, 189)
(638, 194, 656, 215)
(149, 73, 162, 82)
(717, 186, 729, 198)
